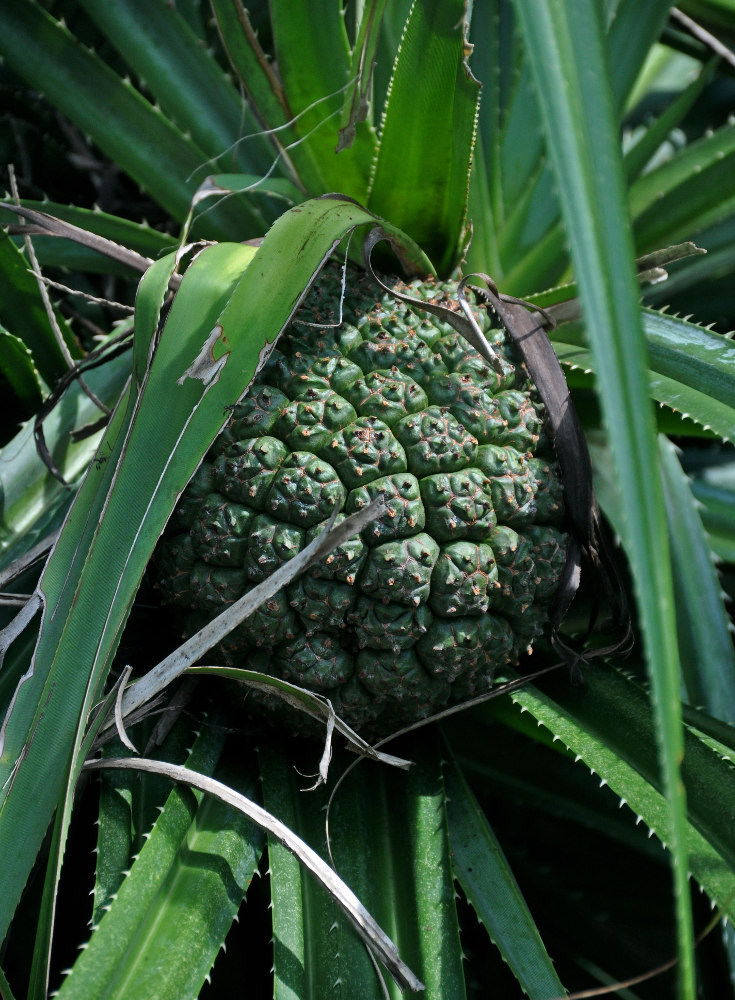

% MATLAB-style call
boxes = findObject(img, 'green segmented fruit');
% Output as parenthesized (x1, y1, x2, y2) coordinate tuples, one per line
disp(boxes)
(156, 265, 568, 735)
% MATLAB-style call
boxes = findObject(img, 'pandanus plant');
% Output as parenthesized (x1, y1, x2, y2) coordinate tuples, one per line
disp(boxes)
(0, 1, 734, 997)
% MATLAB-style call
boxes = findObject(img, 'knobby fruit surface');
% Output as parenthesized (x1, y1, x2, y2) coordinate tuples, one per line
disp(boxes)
(156, 265, 568, 735)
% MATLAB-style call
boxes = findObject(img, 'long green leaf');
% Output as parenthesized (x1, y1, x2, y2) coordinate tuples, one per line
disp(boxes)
(443, 750, 566, 999)
(91, 746, 137, 928)
(659, 439, 735, 721)
(642, 310, 735, 415)
(368, 0, 480, 273)
(630, 122, 735, 251)
(465, 0, 503, 260)
(512, 2, 693, 995)
(591, 437, 735, 725)
(269, 0, 375, 198)
(91, 721, 199, 926)
(79, 0, 273, 173)
(261, 744, 385, 1000)
(552, 309, 735, 443)
(211, 0, 292, 135)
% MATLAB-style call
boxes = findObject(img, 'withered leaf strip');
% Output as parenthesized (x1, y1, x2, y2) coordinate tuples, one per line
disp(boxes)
(462, 273, 632, 666)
